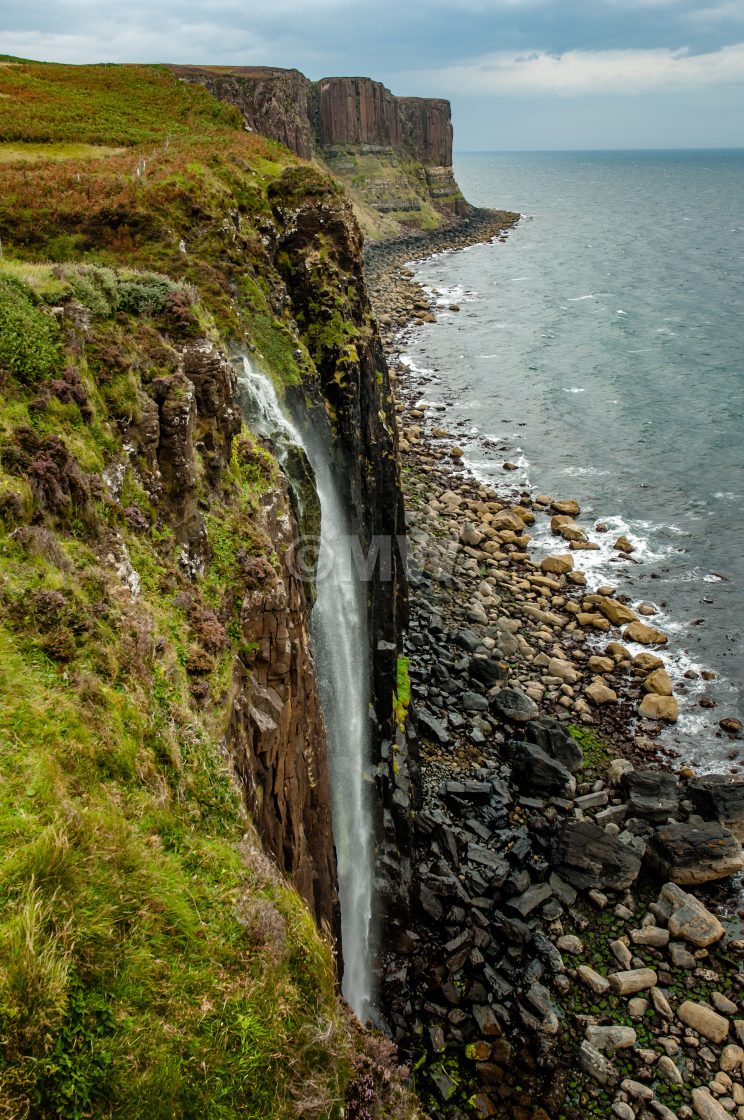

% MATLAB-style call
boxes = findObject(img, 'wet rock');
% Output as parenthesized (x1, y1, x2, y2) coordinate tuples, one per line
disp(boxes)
(647, 822, 744, 884)
(508, 881, 553, 917)
(624, 770, 679, 823)
(511, 741, 576, 798)
(657, 1055, 685, 1085)
(553, 819, 643, 891)
(639, 693, 679, 722)
(470, 656, 509, 689)
(678, 1001, 730, 1044)
(526, 981, 561, 1034)
(660, 882, 725, 947)
(417, 708, 449, 745)
(624, 620, 669, 646)
(525, 716, 584, 774)
(490, 686, 539, 724)
(688, 775, 744, 842)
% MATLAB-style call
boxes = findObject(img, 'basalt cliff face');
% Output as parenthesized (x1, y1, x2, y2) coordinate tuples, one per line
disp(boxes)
(0, 59, 416, 1118)
(171, 65, 472, 237)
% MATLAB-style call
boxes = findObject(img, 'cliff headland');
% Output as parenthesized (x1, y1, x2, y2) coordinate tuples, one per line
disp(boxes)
(0, 52, 743, 1120)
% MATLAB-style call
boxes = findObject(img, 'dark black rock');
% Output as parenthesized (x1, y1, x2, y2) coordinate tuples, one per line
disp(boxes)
(417, 708, 449, 745)
(507, 881, 553, 917)
(645, 820, 744, 884)
(490, 686, 539, 724)
(688, 774, 744, 841)
(441, 779, 492, 802)
(470, 655, 509, 688)
(419, 883, 444, 921)
(623, 769, 679, 823)
(511, 741, 575, 798)
(525, 716, 584, 774)
(552, 820, 643, 891)
(462, 690, 489, 712)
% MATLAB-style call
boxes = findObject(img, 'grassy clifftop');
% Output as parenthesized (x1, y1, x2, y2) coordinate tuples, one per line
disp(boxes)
(0, 59, 419, 1119)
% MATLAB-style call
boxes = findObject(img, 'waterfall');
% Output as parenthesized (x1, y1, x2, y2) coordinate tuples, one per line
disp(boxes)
(236, 356, 375, 1021)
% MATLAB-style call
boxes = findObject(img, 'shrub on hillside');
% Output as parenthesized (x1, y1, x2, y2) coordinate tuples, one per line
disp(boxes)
(0, 275, 60, 385)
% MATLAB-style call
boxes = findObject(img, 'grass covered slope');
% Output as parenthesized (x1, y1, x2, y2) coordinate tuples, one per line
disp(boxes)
(0, 59, 421, 1119)
(0, 261, 353, 1119)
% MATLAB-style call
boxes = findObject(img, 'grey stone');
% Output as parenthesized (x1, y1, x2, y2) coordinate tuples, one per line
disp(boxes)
(525, 716, 584, 773)
(657, 1055, 685, 1085)
(609, 968, 657, 995)
(490, 686, 539, 724)
(677, 1001, 729, 1044)
(511, 740, 575, 798)
(585, 1025, 637, 1051)
(688, 774, 744, 841)
(578, 1040, 618, 1086)
(553, 819, 642, 890)
(624, 769, 679, 822)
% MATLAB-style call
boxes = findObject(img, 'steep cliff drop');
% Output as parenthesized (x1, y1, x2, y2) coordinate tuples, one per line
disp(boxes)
(237, 356, 375, 1021)
(170, 64, 472, 237)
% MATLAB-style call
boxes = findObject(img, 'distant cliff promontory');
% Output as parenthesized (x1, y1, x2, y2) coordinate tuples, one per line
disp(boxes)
(170, 65, 472, 236)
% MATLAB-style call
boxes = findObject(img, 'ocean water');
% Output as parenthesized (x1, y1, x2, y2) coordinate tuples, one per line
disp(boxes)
(402, 149, 744, 769)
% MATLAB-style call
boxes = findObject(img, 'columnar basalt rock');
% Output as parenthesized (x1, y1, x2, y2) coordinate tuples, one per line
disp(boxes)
(169, 64, 471, 229)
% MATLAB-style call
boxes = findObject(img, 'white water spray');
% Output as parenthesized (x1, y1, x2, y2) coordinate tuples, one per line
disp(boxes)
(237, 356, 375, 1020)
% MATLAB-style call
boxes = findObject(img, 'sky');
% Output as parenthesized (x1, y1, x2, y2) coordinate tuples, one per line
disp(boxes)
(2, 0, 744, 149)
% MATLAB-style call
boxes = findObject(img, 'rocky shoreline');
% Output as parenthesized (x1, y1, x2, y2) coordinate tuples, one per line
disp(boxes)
(364, 217, 744, 1120)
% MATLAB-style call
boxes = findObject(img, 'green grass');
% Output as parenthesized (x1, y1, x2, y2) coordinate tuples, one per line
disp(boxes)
(393, 656, 411, 731)
(0, 62, 242, 146)
(0, 261, 355, 1118)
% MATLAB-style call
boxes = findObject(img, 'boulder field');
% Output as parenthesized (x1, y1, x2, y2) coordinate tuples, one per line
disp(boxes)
(365, 230, 744, 1120)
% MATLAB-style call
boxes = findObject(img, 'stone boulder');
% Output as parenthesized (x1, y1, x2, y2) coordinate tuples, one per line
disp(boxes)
(639, 693, 679, 723)
(595, 596, 638, 627)
(469, 655, 509, 689)
(658, 882, 725, 947)
(623, 620, 668, 646)
(525, 717, 584, 774)
(540, 554, 573, 576)
(553, 820, 643, 891)
(688, 774, 744, 842)
(511, 741, 576, 798)
(646, 821, 744, 884)
(623, 770, 679, 823)
(490, 686, 539, 725)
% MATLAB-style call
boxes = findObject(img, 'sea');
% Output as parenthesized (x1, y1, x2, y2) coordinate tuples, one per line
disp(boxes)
(401, 149, 744, 770)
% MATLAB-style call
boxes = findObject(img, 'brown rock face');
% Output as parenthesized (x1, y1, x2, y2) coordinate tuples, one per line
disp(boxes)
(397, 96, 453, 166)
(227, 485, 339, 935)
(317, 76, 403, 151)
(169, 65, 470, 227)
(171, 66, 314, 159)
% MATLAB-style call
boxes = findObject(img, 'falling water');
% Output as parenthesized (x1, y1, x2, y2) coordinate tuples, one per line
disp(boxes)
(236, 355, 375, 1021)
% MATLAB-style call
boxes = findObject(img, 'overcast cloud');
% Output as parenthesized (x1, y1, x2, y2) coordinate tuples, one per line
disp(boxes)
(2, 0, 744, 148)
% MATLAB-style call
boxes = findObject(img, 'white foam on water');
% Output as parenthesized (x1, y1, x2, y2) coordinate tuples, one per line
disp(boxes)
(566, 292, 612, 301)
(562, 386, 586, 393)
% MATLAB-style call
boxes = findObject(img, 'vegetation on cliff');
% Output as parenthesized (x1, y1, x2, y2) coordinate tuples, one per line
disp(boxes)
(0, 58, 418, 1119)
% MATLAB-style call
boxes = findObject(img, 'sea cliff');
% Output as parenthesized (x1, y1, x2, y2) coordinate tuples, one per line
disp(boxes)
(170, 65, 472, 237)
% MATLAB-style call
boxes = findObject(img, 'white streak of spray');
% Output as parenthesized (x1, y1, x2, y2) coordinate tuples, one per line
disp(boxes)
(237, 356, 374, 1021)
